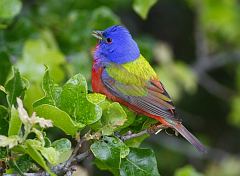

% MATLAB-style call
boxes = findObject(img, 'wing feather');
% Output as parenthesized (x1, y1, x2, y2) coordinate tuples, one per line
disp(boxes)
(102, 65, 176, 120)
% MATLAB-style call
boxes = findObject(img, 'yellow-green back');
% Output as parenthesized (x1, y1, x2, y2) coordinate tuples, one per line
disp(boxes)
(106, 55, 157, 86)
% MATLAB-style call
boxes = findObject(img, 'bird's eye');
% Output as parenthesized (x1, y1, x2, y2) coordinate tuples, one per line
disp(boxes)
(106, 38, 112, 43)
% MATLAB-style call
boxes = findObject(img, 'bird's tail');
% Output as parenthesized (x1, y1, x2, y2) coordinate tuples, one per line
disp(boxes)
(173, 122, 207, 153)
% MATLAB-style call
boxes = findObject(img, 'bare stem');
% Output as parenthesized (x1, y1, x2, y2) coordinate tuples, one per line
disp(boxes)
(121, 124, 167, 141)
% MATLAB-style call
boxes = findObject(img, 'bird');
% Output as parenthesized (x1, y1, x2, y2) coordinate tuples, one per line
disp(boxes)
(91, 25, 206, 153)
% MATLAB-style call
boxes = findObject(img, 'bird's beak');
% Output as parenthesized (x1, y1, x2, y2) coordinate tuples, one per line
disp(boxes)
(92, 30, 103, 40)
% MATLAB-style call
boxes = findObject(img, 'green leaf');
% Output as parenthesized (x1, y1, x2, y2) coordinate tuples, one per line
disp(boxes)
(17, 38, 66, 84)
(0, 105, 9, 135)
(0, 0, 22, 19)
(101, 102, 127, 135)
(120, 148, 160, 176)
(124, 134, 149, 148)
(87, 93, 106, 104)
(126, 115, 149, 133)
(133, 0, 158, 19)
(15, 154, 35, 173)
(59, 73, 102, 125)
(34, 104, 82, 136)
(5, 67, 26, 107)
(51, 138, 72, 164)
(8, 159, 25, 176)
(29, 138, 71, 166)
(8, 106, 22, 136)
(24, 140, 56, 176)
(24, 83, 44, 114)
(39, 147, 59, 166)
(174, 165, 203, 176)
(142, 118, 158, 129)
(102, 136, 130, 159)
(89, 96, 136, 133)
(51, 138, 71, 153)
(34, 71, 101, 126)
(120, 106, 136, 129)
(33, 69, 62, 107)
(44, 137, 51, 147)
(17, 37, 67, 110)
(91, 136, 129, 175)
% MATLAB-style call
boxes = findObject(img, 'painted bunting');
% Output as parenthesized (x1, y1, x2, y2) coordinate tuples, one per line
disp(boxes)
(92, 25, 206, 152)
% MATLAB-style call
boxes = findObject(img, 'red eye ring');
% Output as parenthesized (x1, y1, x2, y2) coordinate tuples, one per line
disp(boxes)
(106, 38, 112, 43)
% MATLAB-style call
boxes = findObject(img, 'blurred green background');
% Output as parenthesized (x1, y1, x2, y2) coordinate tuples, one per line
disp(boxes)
(1, 0, 240, 175)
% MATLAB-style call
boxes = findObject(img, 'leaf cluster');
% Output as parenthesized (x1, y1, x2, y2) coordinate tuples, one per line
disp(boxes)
(0, 64, 160, 176)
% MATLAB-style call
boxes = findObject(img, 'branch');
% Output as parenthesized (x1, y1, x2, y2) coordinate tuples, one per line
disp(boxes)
(121, 124, 168, 141)
(64, 137, 86, 169)
(73, 150, 91, 163)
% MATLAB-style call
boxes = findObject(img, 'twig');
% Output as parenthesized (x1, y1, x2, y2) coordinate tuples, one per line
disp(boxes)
(121, 124, 167, 141)
(64, 138, 86, 169)
(121, 130, 148, 141)
(73, 150, 90, 163)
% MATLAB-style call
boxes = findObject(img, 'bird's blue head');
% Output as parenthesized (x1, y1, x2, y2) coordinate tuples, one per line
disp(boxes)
(92, 25, 140, 64)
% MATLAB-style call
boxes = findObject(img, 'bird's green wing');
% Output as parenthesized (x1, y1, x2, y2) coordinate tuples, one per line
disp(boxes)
(102, 55, 176, 119)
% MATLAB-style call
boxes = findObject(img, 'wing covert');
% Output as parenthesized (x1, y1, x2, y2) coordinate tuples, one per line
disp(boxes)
(101, 65, 176, 119)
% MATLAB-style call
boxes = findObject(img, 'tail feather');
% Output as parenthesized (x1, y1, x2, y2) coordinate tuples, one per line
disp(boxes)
(174, 123, 207, 153)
